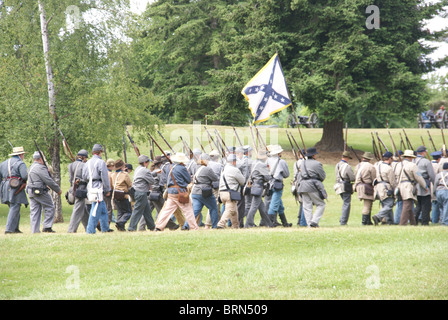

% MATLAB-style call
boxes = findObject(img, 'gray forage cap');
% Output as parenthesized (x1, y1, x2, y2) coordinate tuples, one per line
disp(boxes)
(77, 149, 88, 157)
(92, 144, 103, 152)
(138, 155, 151, 163)
(33, 151, 41, 159)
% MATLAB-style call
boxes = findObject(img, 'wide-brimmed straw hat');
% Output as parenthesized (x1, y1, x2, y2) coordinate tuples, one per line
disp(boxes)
(9, 147, 26, 156)
(171, 152, 189, 163)
(403, 150, 416, 158)
(268, 144, 283, 155)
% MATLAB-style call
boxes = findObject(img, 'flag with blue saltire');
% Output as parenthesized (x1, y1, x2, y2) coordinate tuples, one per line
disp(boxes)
(241, 53, 292, 124)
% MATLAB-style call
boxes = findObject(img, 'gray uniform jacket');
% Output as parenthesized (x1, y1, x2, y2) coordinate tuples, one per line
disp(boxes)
(237, 156, 253, 182)
(414, 155, 435, 196)
(82, 155, 111, 193)
(267, 156, 290, 181)
(297, 159, 326, 195)
(434, 171, 448, 191)
(27, 162, 61, 197)
(133, 165, 155, 192)
(191, 165, 218, 195)
(68, 160, 86, 186)
(0, 156, 29, 205)
(250, 160, 272, 186)
(219, 164, 245, 192)
(208, 160, 223, 189)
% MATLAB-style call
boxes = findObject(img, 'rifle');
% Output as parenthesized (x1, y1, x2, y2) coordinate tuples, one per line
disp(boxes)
(388, 130, 402, 162)
(204, 126, 224, 157)
(58, 128, 75, 162)
(232, 125, 243, 147)
(33, 139, 51, 176)
(180, 136, 193, 159)
(125, 126, 141, 157)
(402, 129, 414, 151)
(288, 130, 306, 159)
(149, 138, 155, 161)
(148, 133, 172, 164)
(196, 137, 206, 153)
(349, 146, 362, 163)
(248, 124, 259, 153)
(399, 132, 406, 151)
(375, 131, 389, 153)
(157, 130, 175, 154)
(370, 132, 381, 161)
(285, 130, 298, 161)
(254, 126, 268, 152)
(427, 130, 437, 152)
(214, 129, 230, 154)
(122, 135, 128, 164)
(420, 136, 431, 160)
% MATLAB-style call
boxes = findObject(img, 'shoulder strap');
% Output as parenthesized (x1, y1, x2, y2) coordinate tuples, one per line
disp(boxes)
(441, 173, 448, 189)
(72, 162, 81, 185)
(112, 171, 122, 199)
(194, 166, 205, 184)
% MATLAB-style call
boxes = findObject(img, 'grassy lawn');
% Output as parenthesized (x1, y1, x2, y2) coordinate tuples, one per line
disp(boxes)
(1, 126, 447, 300)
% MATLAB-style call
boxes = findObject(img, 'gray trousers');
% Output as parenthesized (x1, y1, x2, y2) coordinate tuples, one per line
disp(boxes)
(29, 193, 55, 233)
(375, 197, 394, 223)
(302, 192, 326, 226)
(138, 197, 164, 230)
(244, 195, 273, 228)
(67, 197, 89, 233)
(128, 191, 155, 231)
(339, 192, 352, 225)
(114, 198, 132, 228)
(5, 202, 22, 232)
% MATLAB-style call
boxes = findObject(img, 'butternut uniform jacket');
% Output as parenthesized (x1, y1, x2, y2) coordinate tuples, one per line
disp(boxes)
(109, 170, 133, 199)
(374, 161, 397, 201)
(354, 161, 377, 200)
(397, 159, 427, 201)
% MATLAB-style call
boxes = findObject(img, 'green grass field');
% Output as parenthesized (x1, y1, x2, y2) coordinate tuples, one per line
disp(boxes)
(1, 126, 447, 300)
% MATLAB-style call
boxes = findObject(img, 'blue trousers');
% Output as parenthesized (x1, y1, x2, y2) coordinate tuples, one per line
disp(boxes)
(268, 189, 285, 215)
(185, 194, 219, 229)
(86, 201, 110, 233)
(436, 190, 448, 226)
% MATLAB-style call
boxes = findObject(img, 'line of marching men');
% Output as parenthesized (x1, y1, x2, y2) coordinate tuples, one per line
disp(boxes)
(329, 146, 448, 226)
(66, 143, 297, 233)
(3, 142, 448, 234)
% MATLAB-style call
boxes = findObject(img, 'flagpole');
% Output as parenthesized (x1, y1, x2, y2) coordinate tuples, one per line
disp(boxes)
(275, 50, 307, 154)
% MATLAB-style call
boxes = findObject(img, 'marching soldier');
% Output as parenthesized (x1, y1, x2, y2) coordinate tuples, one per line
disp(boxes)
(266, 145, 291, 227)
(67, 149, 89, 233)
(434, 162, 448, 226)
(335, 151, 355, 225)
(1, 147, 28, 234)
(297, 148, 327, 227)
(244, 150, 274, 228)
(397, 150, 428, 225)
(83, 144, 113, 233)
(354, 152, 377, 225)
(237, 145, 253, 227)
(204, 150, 223, 228)
(413, 146, 435, 225)
(217, 154, 245, 229)
(392, 150, 404, 224)
(372, 152, 397, 225)
(430, 151, 442, 223)
(110, 159, 133, 231)
(27, 151, 62, 233)
(127, 155, 156, 231)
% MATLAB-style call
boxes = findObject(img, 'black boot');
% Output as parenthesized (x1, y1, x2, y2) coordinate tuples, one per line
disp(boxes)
(270, 213, 281, 227)
(362, 214, 373, 225)
(279, 213, 292, 227)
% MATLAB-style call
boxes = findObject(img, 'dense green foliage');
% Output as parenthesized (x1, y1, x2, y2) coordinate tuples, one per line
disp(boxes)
(129, 0, 447, 130)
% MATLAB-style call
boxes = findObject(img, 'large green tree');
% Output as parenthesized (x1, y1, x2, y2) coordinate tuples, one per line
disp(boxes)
(0, 0, 160, 221)
(132, 0, 447, 151)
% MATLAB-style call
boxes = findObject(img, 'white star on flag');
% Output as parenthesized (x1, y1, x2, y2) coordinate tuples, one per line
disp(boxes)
(241, 53, 292, 124)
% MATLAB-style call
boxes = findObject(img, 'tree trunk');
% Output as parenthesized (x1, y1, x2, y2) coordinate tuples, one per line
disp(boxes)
(315, 119, 344, 152)
(39, 1, 62, 222)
